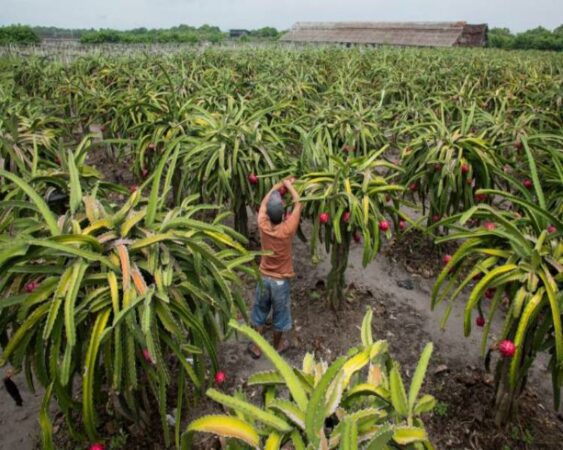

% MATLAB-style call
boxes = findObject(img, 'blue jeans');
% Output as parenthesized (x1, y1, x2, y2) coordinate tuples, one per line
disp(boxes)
(251, 276, 292, 332)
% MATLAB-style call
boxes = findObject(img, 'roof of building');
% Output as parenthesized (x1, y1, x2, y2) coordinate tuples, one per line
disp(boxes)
(280, 22, 488, 47)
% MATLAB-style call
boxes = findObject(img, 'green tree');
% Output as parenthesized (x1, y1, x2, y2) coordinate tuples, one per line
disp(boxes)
(0, 25, 40, 45)
(250, 26, 280, 39)
(488, 28, 515, 49)
(488, 25, 563, 51)
(79, 26, 225, 44)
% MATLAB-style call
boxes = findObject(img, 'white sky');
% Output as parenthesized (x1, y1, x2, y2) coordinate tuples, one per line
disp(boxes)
(2, 0, 562, 32)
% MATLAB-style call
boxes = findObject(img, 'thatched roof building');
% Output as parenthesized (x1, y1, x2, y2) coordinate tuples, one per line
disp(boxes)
(280, 22, 488, 47)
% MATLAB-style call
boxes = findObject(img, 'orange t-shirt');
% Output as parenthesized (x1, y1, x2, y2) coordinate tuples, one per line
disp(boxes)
(258, 203, 302, 279)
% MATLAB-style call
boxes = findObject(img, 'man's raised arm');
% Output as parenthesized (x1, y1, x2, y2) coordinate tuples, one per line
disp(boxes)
(283, 178, 302, 234)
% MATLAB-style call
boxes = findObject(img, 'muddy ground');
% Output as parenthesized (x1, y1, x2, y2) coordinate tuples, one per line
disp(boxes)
(1, 213, 562, 449)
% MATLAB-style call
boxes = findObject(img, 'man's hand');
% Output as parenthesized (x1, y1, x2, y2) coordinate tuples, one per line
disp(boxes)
(271, 181, 284, 192)
(283, 177, 300, 204)
(259, 181, 285, 214)
(261, 178, 297, 215)
(283, 176, 296, 186)
(283, 179, 294, 189)
(271, 177, 294, 193)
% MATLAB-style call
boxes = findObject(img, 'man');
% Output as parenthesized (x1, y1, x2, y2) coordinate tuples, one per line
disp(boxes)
(248, 177, 302, 359)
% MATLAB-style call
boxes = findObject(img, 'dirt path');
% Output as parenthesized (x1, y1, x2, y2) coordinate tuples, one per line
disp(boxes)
(0, 372, 43, 449)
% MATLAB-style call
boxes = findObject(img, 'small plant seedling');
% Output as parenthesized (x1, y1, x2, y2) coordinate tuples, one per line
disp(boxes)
(510, 426, 534, 445)
(522, 428, 534, 445)
(109, 430, 128, 449)
(435, 401, 449, 417)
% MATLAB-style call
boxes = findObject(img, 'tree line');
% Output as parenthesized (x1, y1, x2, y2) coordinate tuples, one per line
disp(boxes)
(488, 26, 563, 51)
(1, 24, 562, 50)
(0, 25, 41, 45)
(0, 24, 282, 45)
(79, 25, 282, 43)
(80, 25, 227, 44)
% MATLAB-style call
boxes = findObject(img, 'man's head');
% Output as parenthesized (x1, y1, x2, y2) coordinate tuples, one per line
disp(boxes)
(267, 191, 284, 225)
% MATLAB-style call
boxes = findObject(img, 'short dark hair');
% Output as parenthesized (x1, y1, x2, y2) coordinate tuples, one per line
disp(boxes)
(270, 215, 283, 225)
(267, 191, 284, 224)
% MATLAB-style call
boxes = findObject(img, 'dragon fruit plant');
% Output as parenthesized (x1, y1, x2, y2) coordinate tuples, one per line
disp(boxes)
(184, 310, 435, 449)
(295, 139, 405, 309)
(431, 150, 562, 425)
(0, 158, 257, 449)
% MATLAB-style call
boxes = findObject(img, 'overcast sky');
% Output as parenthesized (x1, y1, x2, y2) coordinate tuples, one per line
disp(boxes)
(2, 0, 562, 32)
